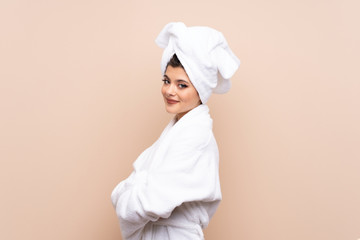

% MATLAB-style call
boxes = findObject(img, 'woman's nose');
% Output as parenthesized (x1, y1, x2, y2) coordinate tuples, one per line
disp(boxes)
(166, 83, 176, 96)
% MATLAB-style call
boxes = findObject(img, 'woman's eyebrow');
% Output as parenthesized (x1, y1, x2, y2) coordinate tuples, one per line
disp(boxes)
(176, 79, 189, 84)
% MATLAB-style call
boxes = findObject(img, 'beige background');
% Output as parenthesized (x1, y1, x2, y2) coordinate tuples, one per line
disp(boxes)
(1, 0, 359, 239)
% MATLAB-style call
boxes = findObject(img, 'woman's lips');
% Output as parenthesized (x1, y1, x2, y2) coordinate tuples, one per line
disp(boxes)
(166, 98, 179, 104)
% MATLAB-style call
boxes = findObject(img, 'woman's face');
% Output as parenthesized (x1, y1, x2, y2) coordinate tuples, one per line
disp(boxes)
(161, 66, 201, 120)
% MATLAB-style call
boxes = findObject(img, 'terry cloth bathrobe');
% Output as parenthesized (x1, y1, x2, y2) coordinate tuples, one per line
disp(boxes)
(111, 104, 221, 240)
(111, 21, 240, 240)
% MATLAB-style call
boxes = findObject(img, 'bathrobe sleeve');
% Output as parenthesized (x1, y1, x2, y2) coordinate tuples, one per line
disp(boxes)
(111, 124, 220, 237)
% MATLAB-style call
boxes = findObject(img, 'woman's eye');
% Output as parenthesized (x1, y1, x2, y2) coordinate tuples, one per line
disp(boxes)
(179, 84, 188, 89)
(162, 79, 170, 84)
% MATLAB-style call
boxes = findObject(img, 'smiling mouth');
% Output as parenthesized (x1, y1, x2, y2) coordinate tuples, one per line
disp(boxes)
(166, 98, 179, 104)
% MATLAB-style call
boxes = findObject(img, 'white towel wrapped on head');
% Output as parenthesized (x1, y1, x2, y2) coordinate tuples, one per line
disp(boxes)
(155, 22, 241, 104)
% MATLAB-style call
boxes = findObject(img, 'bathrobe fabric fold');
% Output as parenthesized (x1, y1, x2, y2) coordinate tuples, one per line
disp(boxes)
(111, 104, 222, 240)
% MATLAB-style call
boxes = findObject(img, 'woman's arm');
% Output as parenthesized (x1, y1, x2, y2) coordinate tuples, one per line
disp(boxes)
(111, 129, 220, 237)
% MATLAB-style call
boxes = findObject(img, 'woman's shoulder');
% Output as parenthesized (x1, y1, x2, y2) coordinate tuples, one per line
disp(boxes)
(172, 119, 214, 151)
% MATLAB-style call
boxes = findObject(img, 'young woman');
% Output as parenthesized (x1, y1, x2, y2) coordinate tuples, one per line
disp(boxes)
(111, 22, 240, 240)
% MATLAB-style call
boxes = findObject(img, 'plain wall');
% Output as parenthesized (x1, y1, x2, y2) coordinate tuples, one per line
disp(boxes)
(1, 0, 359, 239)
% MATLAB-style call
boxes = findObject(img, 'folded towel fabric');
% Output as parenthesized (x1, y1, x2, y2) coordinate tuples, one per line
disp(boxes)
(156, 22, 241, 104)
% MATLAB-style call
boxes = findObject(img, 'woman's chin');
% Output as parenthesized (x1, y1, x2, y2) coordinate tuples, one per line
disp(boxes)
(165, 106, 178, 114)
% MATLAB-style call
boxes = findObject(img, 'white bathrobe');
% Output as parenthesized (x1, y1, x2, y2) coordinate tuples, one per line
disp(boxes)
(111, 104, 222, 240)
